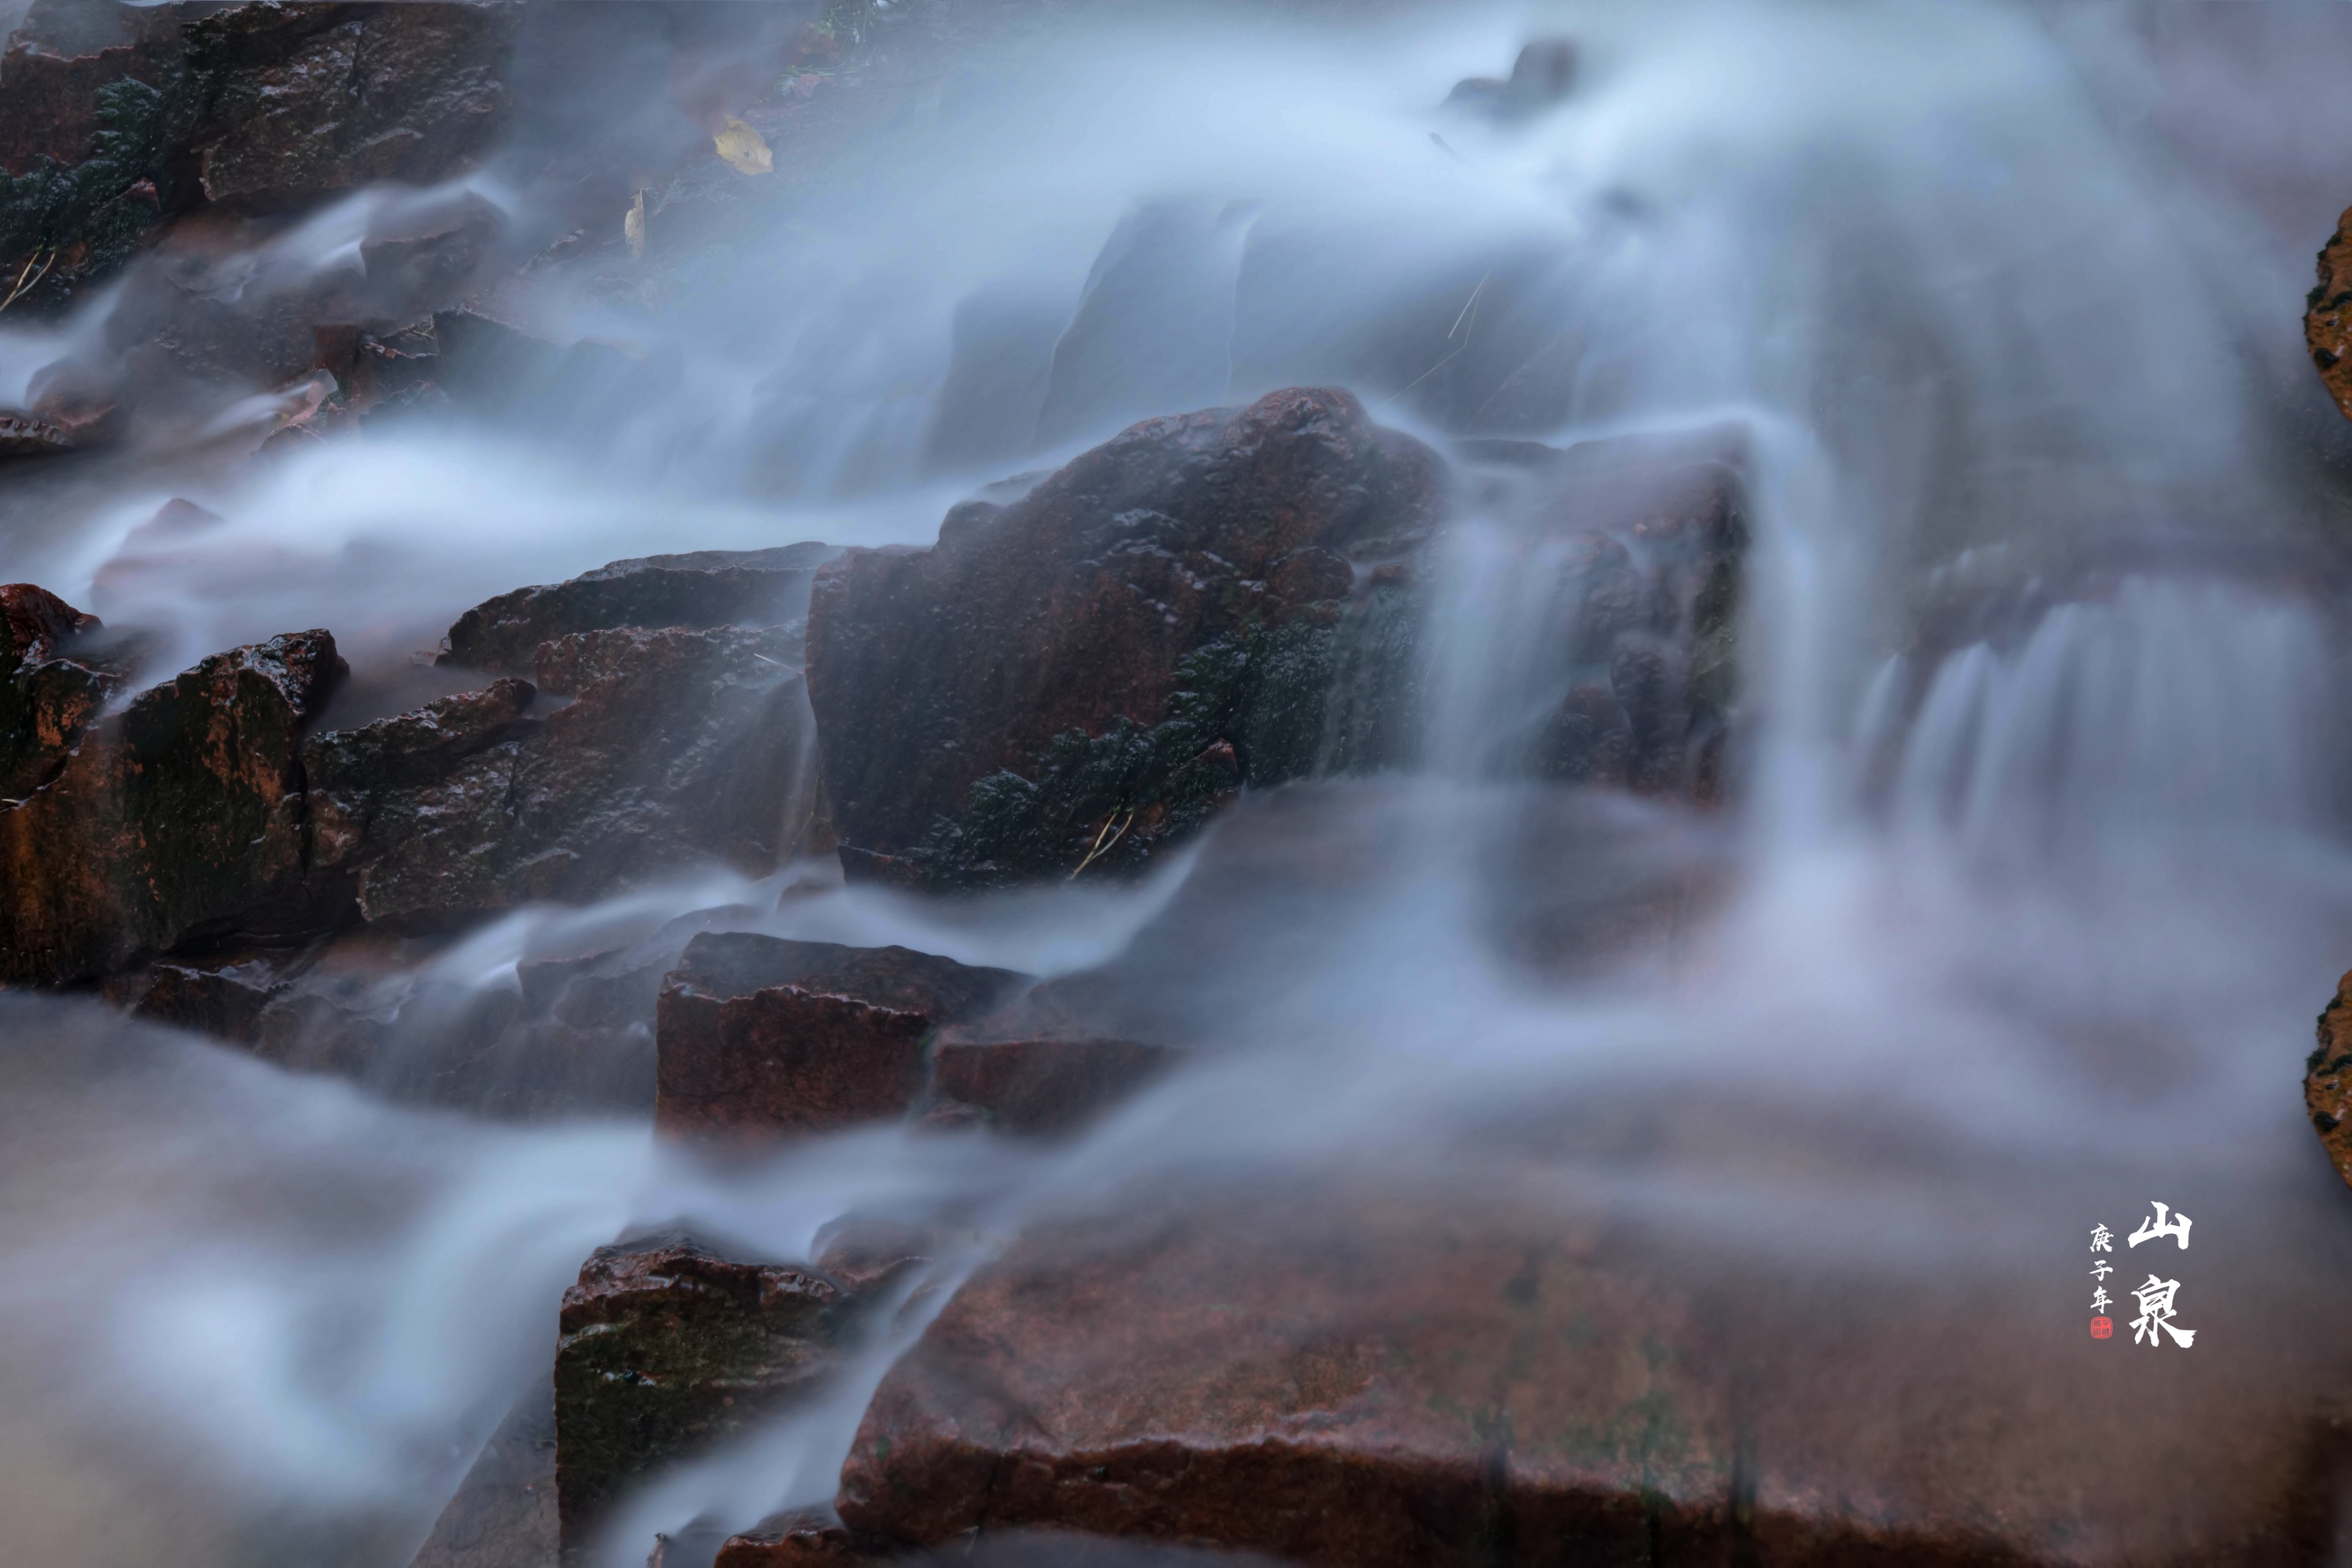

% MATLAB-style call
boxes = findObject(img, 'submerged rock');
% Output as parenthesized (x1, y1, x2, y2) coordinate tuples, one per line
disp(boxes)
(556, 1233, 860, 1557)
(1442, 37, 1578, 121)
(654, 932, 1029, 1138)
(2305, 969, 2352, 1187)
(0, 627, 342, 984)
(806, 387, 1445, 884)
(440, 542, 834, 676)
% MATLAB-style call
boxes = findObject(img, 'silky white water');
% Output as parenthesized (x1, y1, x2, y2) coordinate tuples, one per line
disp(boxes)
(4, 1, 2352, 1563)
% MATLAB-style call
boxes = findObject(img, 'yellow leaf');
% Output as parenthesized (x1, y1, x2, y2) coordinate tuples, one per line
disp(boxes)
(715, 116, 773, 176)
(624, 190, 646, 259)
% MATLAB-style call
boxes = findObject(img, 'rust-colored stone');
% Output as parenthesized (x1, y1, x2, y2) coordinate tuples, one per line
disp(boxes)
(2306, 969, 2352, 1188)
(929, 1033, 1180, 1137)
(805, 387, 1445, 859)
(0, 583, 138, 801)
(0, 627, 342, 983)
(2308, 206, 2352, 421)
(654, 933, 1028, 1138)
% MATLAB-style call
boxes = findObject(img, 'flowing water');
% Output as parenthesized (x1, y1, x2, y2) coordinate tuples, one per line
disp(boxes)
(7, 1, 2352, 1563)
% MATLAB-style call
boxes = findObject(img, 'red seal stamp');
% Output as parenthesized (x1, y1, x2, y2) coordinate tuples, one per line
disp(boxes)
(2090, 1315, 2113, 1339)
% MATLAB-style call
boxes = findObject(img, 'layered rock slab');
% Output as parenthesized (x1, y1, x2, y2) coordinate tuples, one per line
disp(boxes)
(837, 1196, 1741, 1568)
(655, 932, 1029, 1137)
(0, 627, 342, 982)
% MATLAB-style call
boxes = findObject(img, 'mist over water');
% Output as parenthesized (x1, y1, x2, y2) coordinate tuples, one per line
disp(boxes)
(8, 1, 2352, 1564)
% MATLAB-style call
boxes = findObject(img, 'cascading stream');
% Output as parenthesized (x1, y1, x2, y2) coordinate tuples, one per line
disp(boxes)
(4, 1, 2352, 1564)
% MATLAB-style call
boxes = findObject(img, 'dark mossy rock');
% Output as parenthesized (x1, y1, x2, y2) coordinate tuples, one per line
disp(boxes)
(805, 386, 1446, 883)
(441, 542, 835, 676)
(556, 1233, 860, 1559)
(655, 931, 1030, 1138)
(0, 628, 342, 984)
(305, 625, 819, 931)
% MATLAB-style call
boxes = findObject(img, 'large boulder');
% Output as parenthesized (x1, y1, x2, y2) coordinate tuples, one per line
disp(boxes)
(654, 932, 1029, 1138)
(0, 627, 342, 983)
(305, 624, 817, 930)
(556, 1233, 863, 1559)
(805, 387, 1446, 884)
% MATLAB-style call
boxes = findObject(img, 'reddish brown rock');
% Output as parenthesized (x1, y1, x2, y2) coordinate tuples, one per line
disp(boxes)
(834, 1172, 2348, 1567)
(183, 0, 522, 213)
(439, 543, 835, 677)
(2305, 969, 2352, 1188)
(556, 1234, 857, 1556)
(805, 387, 1446, 864)
(0, 627, 342, 984)
(0, 582, 138, 800)
(930, 1029, 1181, 1138)
(655, 933, 1028, 1138)
(2309, 207, 2352, 421)
(709, 1513, 875, 1567)
(837, 1195, 1739, 1567)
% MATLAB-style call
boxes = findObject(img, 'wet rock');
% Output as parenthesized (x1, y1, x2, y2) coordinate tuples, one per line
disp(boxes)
(0, 412, 76, 457)
(408, 1381, 558, 1568)
(837, 1194, 1741, 1567)
(0, 628, 343, 984)
(0, 0, 186, 177)
(426, 306, 686, 444)
(305, 625, 818, 930)
(441, 542, 834, 677)
(1033, 199, 1252, 451)
(654, 932, 1029, 1138)
(709, 1513, 878, 1567)
(930, 995, 1183, 1137)
(806, 387, 1446, 881)
(1462, 430, 1749, 802)
(2309, 205, 2352, 422)
(107, 954, 288, 1042)
(0, 582, 136, 800)
(556, 1233, 858, 1557)
(1442, 38, 1578, 121)
(184, 0, 522, 213)
(2305, 969, 2352, 1188)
